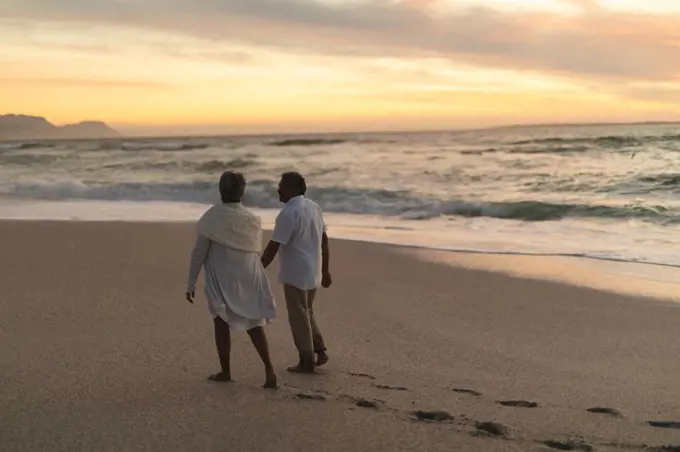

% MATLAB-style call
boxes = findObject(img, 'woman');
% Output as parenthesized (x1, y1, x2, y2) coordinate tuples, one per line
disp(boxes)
(185, 171, 277, 389)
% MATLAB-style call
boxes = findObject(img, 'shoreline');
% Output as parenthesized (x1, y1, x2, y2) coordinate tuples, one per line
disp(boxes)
(2, 217, 679, 302)
(410, 249, 680, 303)
(0, 197, 678, 264)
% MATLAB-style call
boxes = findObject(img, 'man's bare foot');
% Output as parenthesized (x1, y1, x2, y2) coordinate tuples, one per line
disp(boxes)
(208, 372, 232, 382)
(263, 370, 279, 389)
(287, 363, 316, 374)
(316, 352, 329, 367)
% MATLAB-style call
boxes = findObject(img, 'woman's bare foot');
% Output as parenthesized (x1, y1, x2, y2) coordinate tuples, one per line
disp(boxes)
(263, 369, 278, 389)
(208, 372, 233, 382)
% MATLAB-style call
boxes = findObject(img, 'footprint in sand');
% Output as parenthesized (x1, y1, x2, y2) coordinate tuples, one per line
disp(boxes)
(296, 392, 327, 401)
(412, 410, 454, 422)
(375, 384, 409, 391)
(474, 421, 511, 439)
(339, 393, 385, 408)
(648, 421, 680, 429)
(586, 407, 622, 417)
(349, 372, 376, 380)
(497, 400, 539, 408)
(453, 388, 482, 397)
(541, 440, 593, 451)
(355, 398, 380, 409)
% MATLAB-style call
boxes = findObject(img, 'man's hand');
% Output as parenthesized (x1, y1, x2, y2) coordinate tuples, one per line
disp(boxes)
(321, 232, 331, 289)
(185, 292, 195, 304)
(261, 240, 281, 269)
(321, 272, 332, 288)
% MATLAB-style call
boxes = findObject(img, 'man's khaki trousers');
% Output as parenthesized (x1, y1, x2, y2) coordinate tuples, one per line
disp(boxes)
(283, 284, 327, 357)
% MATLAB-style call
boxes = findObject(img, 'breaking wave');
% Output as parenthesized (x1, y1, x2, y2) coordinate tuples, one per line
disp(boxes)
(268, 138, 347, 147)
(506, 145, 591, 155)
(3, 179, 678, 224)
(120, 141, 210, 151)
(439, 200, 674, 222)
(194, 158, 256, 172)
(512, 134, 680, 148)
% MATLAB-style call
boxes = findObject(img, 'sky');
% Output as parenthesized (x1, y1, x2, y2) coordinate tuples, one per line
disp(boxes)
(1, 0, 680, 134)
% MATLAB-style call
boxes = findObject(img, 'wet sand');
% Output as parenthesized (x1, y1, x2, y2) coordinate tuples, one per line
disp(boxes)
(1, 220, 680, 451)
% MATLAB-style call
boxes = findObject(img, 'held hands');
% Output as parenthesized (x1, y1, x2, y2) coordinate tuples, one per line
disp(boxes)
(185, 292, 195, 304)
(321, 272, 333, 288)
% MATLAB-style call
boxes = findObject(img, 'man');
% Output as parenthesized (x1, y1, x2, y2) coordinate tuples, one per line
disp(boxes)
(186, 171, 278, 389)
(261, 172, 332, 373)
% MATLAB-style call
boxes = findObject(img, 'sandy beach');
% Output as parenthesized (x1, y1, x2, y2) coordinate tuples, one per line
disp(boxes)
(2, 220, 680, 452)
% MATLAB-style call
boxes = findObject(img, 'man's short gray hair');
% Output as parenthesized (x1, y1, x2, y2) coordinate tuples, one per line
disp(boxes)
(219, 171, 246, 203)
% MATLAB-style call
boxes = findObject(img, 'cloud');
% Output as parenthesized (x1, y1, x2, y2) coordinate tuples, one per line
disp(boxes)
(1, 76, 171, 89)
(160, 48, 253, 64)
(19, 41, 116, 55)
(563, 0, 602, 11)
(622, 86, 680, 104)
(2, 0, 680, 81)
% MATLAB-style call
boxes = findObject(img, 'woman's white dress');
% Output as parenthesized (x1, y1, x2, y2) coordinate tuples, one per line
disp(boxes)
(186, 235, 276, 331)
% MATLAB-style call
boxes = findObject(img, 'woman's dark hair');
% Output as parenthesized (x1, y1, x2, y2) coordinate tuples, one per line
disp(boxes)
(219, 171, 246, 203)
(281, 171, 307, 196)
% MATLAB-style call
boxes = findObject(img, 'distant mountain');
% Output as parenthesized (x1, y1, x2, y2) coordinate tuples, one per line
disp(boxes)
(0, 114, 120, 140)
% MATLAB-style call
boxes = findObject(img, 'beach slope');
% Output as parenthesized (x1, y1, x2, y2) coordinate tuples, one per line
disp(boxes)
(1, 221, 679, 451)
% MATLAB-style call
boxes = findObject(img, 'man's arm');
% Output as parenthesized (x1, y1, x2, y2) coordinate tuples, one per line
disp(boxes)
(321, 232, 330, 275)
(261, 240, 280, 269)
(321, 231, 332, 288)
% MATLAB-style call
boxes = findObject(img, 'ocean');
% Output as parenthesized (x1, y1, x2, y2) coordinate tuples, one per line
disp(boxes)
(2, 123, 680, 268)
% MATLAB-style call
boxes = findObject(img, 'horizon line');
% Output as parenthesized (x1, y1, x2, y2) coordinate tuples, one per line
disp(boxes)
(67, 119, 680, 140)
(2, 116, 680, 143)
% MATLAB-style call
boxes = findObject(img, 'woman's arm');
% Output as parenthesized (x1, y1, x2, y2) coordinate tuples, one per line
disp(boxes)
(186, 235, 210, 298)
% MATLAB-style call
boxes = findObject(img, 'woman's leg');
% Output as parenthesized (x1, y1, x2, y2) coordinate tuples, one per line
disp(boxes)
(247, 326, 278, 389)
(209, 317, 232, 381)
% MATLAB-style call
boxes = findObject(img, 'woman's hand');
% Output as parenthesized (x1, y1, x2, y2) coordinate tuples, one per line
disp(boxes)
(321, 272, 332, 288)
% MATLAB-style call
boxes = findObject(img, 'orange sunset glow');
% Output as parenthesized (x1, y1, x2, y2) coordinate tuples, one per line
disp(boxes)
(1, 0, 680, 134)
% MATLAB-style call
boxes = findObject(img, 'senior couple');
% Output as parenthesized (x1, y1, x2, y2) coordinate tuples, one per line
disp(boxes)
(185, 171, 331, 389)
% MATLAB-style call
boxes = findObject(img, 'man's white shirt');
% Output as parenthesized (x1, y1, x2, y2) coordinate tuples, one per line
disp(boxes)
(271, 195, 326, 290)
